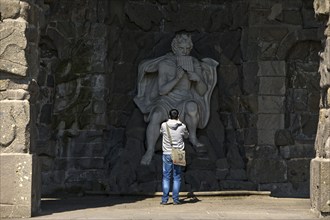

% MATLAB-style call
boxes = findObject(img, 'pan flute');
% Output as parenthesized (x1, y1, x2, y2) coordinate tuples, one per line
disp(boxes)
(177, 56, 194, 72)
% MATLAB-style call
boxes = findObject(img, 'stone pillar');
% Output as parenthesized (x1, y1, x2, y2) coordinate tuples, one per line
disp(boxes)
(0, 0, 41, 218)
(311, 0, 330, 217)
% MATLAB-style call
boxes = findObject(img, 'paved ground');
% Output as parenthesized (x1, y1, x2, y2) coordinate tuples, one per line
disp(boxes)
(22, 194, 326, 220)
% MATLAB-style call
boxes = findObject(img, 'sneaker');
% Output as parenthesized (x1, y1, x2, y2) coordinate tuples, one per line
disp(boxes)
(160, 201, 168, 205)
(173, 201, 181, 205)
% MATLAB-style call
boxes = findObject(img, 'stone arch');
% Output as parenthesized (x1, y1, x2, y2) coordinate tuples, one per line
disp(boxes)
(276, 29, 321, 60)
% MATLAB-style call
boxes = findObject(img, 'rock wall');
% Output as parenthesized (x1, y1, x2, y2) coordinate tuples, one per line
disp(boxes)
(310, 0, 330, 217)
(35, 0, 323, 197)
(0, 0, 41, 217)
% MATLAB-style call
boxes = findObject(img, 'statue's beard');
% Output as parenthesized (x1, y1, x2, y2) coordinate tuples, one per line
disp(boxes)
(177, 55, 194, 72)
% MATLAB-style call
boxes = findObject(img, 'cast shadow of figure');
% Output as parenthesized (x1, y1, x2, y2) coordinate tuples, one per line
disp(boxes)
(180, 192, 202, 204)
(36, 195, 153, 216)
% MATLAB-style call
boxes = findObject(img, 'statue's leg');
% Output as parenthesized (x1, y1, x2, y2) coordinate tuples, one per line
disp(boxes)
(184, 102, 204, 148)
(141, 109, 165, 165)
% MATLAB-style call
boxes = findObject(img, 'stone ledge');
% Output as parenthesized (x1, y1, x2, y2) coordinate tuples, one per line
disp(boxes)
(310, 158, 330, 215)
(0, 153, 40, 218)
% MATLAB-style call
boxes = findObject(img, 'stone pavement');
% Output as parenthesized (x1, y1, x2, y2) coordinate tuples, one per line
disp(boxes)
(12, 193, 327, 220)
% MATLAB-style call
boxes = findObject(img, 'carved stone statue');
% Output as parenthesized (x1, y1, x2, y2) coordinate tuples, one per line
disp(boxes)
(134, 33, 218, 165)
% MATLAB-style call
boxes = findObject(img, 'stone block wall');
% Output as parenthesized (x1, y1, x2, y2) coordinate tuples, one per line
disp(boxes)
(36, 0, 111, 195)
(32, 0, 324, 198)
(0, 0, 41, 218)
(311, 0, 330, 217)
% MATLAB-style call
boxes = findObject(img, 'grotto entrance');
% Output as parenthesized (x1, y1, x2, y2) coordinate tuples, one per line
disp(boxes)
(36, 0, 322, 199)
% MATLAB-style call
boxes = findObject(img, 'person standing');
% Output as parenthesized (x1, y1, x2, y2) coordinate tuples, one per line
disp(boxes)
(160, 109, 189, 205)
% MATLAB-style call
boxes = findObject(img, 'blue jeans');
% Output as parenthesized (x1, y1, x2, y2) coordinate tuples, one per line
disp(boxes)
(162, 154, 181, 203)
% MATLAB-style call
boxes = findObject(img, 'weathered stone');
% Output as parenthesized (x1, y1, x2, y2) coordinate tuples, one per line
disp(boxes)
(199, 135, 219, 162)
(240, 95, 258, 113)
(136, 165, 158, 184)
(313, 0, 330, 15)
(258, 96, 285, 113)
(39, 156, 54, 172)
(54, 80, 80, 113)
(279, 144, 315, 159)
(275, 129, 295, 146)
(287, 42, 321, 62)
(302, 8, 323, 28)
(310, 158, 330, 213)
(0, 154, 40, 218)
(328, 88, 330, 107)
(288, 61, 320, 90)
(257, 61, 286, 77)
(244, 26, 288, 60)
(283, 10, 303, 25)
(0, 89, 29, 100)
(250, 0, 302, 10)
(242, 62, 259, 94)
(54, 157, 104, 170)
(257, 129, 276, 145)
(248, 158, 287, 183)
(215, 158, 229, 169)
(287, 158, 311, 183)
(125, 2, 162, 31)
(162, 3, 213, 32)
(259, 182, 309, 198)
(65, 169, 105, 183)
(259, 77, 286, 95)
(267, 4, 283, 21)
(308, 91, 321, 113)
(257, 114, 285, 130)
(246, 145, 279, 160)
(314, 108, 330, 158)
(185, 170, 219, 191)
(208, 7, 233, 32)
(218, 64, 241, 96)
(276, 29, 320, 60)
(301, 113, 319, 138)
(189, 158, 216, 170)
(243, 128, 258, 145)
(0, 100, 30, 153)
(0, 0, 20, 19)
(226, 143, 246, 169)
(288, 89, 308, 112)
(92, 100, 106, 114)
(0, 20, 28, 76)
(138, 181, 158, 193)
(220, 180, 257, 190)
(319, 39, 330, 88)
(40, 104, 52, 124)
(215, 169, 228, 180)
(249, 9, 278, 26)
(206, 95, 226, 158)
(227, 169, 247, 180)
(232, 1, 249, 28)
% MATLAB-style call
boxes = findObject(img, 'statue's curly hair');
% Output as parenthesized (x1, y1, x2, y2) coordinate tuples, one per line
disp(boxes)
(171, 33, 193, 54)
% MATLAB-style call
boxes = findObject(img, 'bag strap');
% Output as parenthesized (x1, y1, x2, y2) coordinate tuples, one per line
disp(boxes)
(165, 123, 173, 146)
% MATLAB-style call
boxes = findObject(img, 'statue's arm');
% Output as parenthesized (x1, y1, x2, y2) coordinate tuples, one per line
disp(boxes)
(158, 62, 182, 95)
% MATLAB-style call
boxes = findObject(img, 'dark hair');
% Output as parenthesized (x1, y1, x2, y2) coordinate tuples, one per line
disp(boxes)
(169, 109, 179, 119)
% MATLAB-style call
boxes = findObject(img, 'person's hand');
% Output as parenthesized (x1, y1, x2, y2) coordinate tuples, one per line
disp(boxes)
(187, 71, 200, 82)
(176, 66, 185, 79)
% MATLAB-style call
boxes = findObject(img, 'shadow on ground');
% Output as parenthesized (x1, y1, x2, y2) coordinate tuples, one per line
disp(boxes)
(36, 193, 202, 217)
(37, 195, 149, 216)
